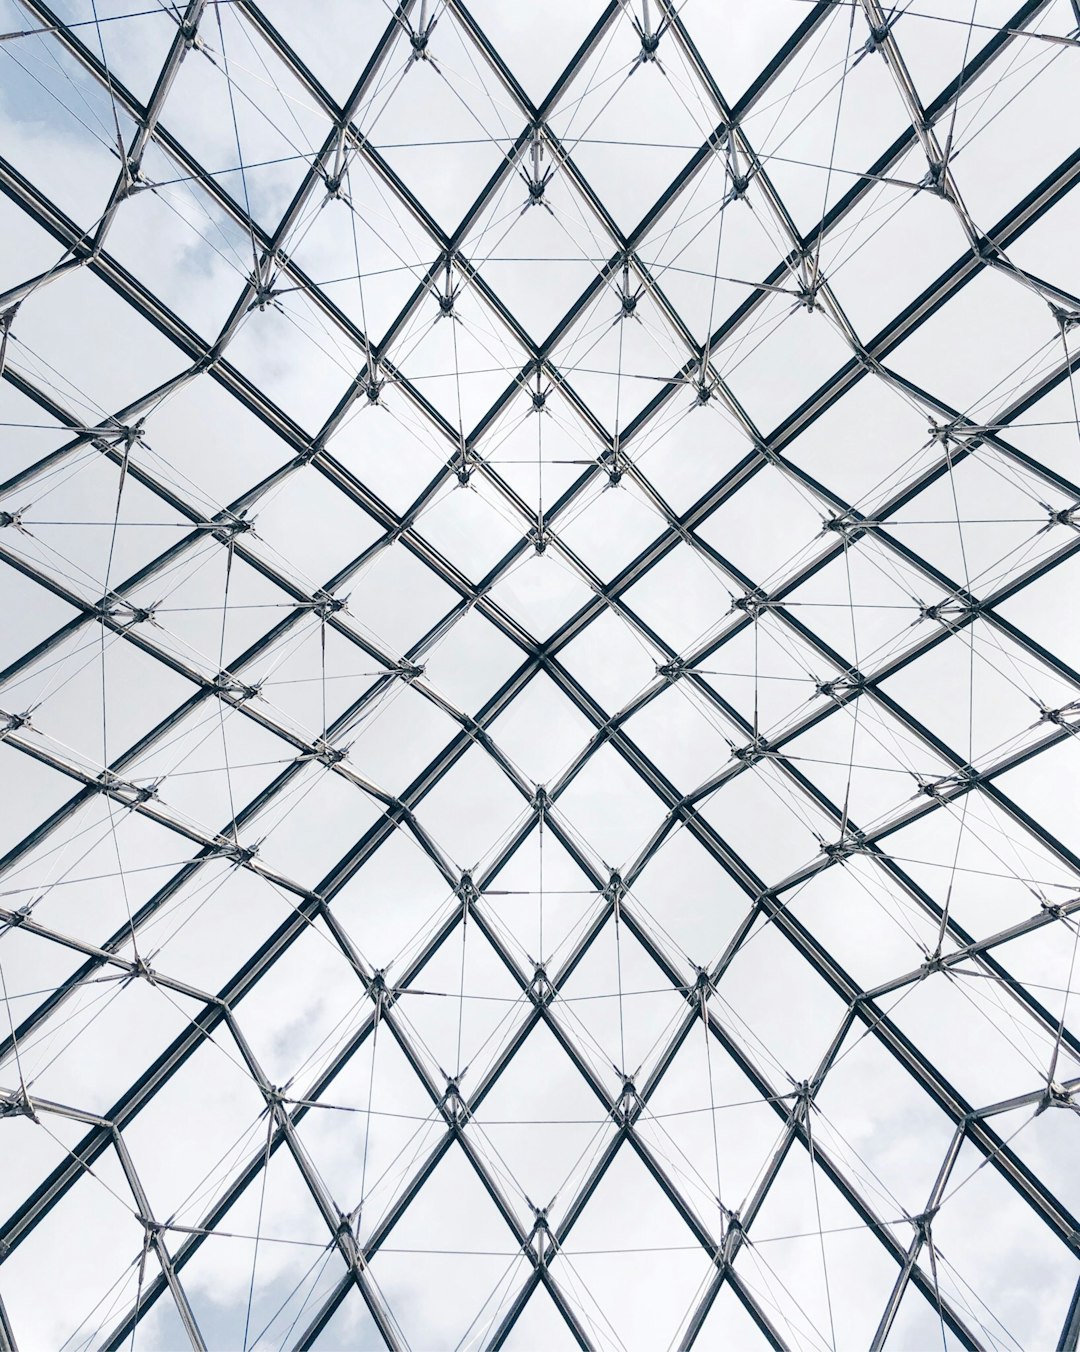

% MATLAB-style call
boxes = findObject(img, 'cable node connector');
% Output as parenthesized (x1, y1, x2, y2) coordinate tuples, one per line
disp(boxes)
(247, 282, 283, 314)
(731, 735, 769, 765)
(213, 671, 261, 702)
(731, 589, 769, 618)
(212, 512, 254, 544)
(605, 450, 627, 486)
(604, 870, 625, 910)
(395, 659, 424, 683)
(531, 964, 555, 1004)
(0, 1087, 36, 1122)
(927, 419, 955, 446)
(296, 438, 325, 465)
(191, 349, 219, 375)
(216, 837, 259, 865)
(1051, 304, 1080, 333)
(919, 949, 947, 979)
(97, 594, 155, 627)
(796, 279, 821, 312)
(95, 422, 145, 454)
(1039, 894, 1071, 921)
(815, 669, 866, 701)
(821, 829, 866, 863)
(443, 1076, 467, 1123)
(96, 770, 159, 806)
(656, 658, 686, 681)
(919, 765, 980, 801)
(1039, 699, 1080, 727)
(530, 525, 551, 555)
(792, 1079, 815, 1109)
(530, 1206, 551, 1264)
(255, 1085, 285, 1116)
(1, 710, 31, 735)
(822, 512, 860, 540)
(312, 589, 348, 619)
(456, 871, 479, 908)
(178, 13, 203, 47)
(864, 22, 891, 53)
(918, 593, 979, 627)
(116, 159, 150, 200)
(639, 29, 661, 61)
(922, 160, 947, 195)
(617, 1075, 640, 1123)
(311, 738, 347, 768)
(130, 955, 157, 984)
(529, 1210, 552, 1266)
(690, 967, 714, 1005)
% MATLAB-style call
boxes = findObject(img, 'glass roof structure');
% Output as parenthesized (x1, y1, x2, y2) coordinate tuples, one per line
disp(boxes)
(1, 1, 1080, 1347)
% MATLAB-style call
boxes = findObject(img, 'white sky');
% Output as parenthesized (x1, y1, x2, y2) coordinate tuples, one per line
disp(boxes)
(1, 0, 1080, 1348)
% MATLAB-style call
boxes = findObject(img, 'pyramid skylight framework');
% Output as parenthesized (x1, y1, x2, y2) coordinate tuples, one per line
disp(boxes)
(1, 0, 1080, 1347)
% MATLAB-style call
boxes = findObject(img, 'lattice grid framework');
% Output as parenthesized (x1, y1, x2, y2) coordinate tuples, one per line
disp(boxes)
(1, 0, 1080, 1348)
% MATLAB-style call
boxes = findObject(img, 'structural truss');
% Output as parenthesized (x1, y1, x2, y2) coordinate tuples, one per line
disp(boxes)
(1, 0, 1080, 1347)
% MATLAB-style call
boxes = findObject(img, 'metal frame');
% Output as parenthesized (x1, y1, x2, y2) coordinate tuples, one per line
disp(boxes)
(1, 0, 1079, 1346)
